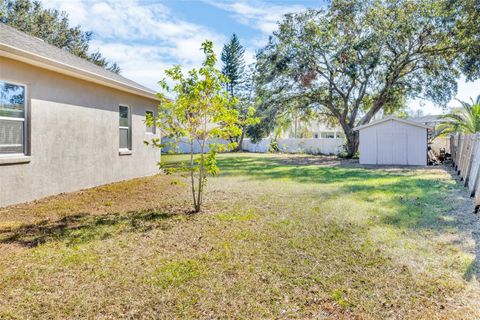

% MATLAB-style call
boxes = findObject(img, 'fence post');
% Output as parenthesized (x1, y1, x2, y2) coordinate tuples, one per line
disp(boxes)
(456, 134, 464, 173)
(468, 134, 480, 196)
(464, 135, 476, 185)
(461, 135, 471, 180)
(450, 134, 456, 167)
(453, 134, 458, 168)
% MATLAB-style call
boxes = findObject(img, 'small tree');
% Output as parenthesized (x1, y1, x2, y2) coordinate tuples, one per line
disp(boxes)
(147, 40, 242, 213)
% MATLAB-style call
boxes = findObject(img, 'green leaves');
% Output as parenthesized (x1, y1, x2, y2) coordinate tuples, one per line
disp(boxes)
(252, 0, 479, 156)
(221, 33, 246, 98)
(438, 95, 480, 135)
(147, 40, 244, 212)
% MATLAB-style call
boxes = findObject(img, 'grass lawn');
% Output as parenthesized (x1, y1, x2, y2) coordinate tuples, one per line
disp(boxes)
(1, 153, 480, 319)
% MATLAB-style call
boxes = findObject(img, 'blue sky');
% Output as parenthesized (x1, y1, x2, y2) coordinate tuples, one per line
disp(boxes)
(40, 0, 478, 114)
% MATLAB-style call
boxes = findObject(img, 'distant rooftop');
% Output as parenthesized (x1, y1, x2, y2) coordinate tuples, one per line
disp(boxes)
(409, 115, 444, 124)
(0, 23, 157, 100)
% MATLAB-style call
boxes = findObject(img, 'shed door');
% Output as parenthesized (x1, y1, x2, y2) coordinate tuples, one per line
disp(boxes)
(377, 133, 408, 165)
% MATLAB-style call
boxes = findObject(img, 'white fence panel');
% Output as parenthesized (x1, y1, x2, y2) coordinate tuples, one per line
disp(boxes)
(242, 139, 271, 153)
(162, 138, 230, 154)
(162, 138, 344, 155)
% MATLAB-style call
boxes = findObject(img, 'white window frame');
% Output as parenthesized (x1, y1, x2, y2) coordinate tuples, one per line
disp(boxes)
(0, 80, 28, 157)
(145, 110, 155, 134)
(119, 105, 131, 152)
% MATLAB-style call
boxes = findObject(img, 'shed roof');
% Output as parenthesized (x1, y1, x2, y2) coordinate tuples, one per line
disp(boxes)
(353, 116, 432, 131)
(0, 23, 158, 101)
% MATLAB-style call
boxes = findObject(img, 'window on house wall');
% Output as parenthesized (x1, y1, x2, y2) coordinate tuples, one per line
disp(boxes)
(119, 105, 131, 150)
(321, 132, 336, 139)
(0, 81, 27, 156)
(145, 110, 155, 134)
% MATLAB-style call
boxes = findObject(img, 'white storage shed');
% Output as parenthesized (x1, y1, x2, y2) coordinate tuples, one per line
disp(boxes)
(354, 116, 431, 166)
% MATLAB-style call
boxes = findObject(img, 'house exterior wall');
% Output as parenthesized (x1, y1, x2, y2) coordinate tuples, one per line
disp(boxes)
(0, 57, 160, 207)
(282, 119, 344, 139)
(358, 120, 427, 166)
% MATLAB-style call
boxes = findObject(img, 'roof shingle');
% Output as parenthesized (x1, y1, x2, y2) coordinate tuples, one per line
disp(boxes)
(0, 23, 156, 97)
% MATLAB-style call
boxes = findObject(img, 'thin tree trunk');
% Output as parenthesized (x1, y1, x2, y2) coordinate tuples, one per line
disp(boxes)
(195, 113, 208, 213)
(238, 128, 245, 152)
(294, 115, 298, 138)
(189, 141, 197, 211)
(196, 152, 203, 213)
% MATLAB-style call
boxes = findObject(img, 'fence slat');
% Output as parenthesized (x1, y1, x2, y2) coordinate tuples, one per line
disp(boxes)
(456, 134, 465, 173)
(461, 135, 474, 181)
(465, 134, 478, 186)
(467, 134, 480, 195)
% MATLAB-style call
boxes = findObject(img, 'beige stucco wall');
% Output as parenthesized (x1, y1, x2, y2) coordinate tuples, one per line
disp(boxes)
(0, 57, 161, 207)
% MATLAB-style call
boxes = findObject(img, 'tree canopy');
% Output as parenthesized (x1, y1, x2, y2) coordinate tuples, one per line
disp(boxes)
(0, 0, 120, 73)
(221, 33, 245, 98)
(251, 0, 480, 157)
(151, 41, 242, 213)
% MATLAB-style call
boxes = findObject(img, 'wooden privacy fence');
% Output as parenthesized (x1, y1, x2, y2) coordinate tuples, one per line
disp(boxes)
(450, 133, 480, 212)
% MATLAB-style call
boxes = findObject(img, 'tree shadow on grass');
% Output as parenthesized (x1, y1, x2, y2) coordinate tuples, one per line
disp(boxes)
(0, 210, 180, 248)
(170, 155, 480, 282)
(343, 177, 458, 230)
(216, 155, 463, 230)
(341, 166, 480, 280)
(214, 156, 400, 184)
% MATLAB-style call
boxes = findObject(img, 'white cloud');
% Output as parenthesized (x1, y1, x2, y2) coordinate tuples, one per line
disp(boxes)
(203, 0, 308, 66)
(88, 40, 171, 91)
(40, 0, 226, 91)
(408, 77, 480, 114)
(454, 78, 480, 105)
(204, 0, 306, 35)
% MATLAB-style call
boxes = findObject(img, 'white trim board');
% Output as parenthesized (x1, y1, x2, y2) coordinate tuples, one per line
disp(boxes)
(353, 116, 432, 131)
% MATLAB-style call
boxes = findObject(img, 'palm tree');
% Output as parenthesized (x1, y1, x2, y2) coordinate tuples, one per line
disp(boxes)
(438, 95, 480, 135)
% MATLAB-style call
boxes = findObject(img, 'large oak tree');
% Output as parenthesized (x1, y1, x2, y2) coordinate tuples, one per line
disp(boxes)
(252, 0, 480, 157)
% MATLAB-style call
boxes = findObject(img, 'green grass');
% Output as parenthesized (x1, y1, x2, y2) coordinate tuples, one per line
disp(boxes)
(0, 153, 479, 319)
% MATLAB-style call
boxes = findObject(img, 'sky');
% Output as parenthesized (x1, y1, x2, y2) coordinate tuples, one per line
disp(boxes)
(40, 0, 479, 115)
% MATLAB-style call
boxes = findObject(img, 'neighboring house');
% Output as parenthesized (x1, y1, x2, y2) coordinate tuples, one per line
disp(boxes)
(283, 119, 345, 139)
(354, 116, 431, 166)
(410, 114, 450, 154)
(0, 23, 160, 207)
(409, 114, 444, 133)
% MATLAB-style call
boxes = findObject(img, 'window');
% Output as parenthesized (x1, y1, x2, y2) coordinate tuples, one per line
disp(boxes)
(145, 110, 155, 134)
(0, 81, 27, 156)
(119, 105, 131, 150)
(321, 132, 336, 139)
